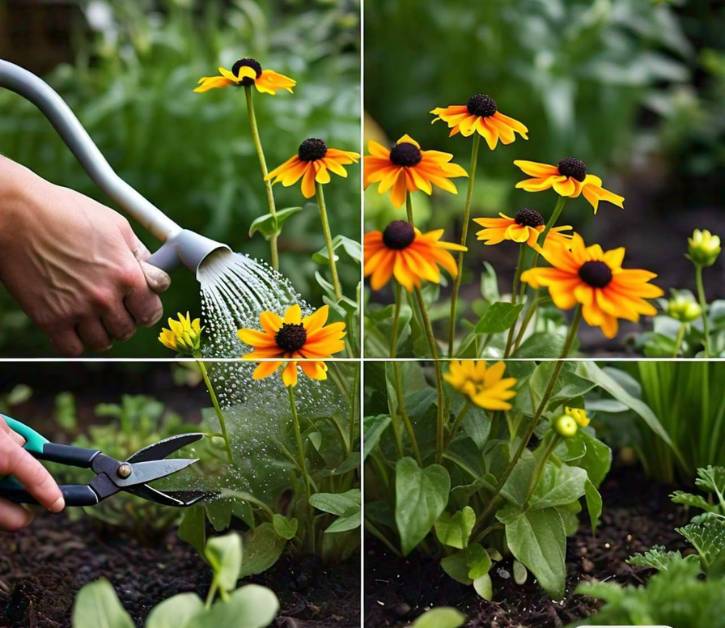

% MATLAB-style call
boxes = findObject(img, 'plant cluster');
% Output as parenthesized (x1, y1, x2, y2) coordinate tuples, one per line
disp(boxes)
(575, 466, 725, 627)
(71, 532, 279, 628)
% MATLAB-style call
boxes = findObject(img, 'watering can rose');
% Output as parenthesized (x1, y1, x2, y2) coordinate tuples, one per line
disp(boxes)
(237, 304, 345, 387)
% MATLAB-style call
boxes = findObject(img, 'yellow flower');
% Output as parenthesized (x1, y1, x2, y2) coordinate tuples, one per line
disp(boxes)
(473, 209, 573, 249)
(430, 94, 528, 149)
(237, 304, 345, 387)
(513, 158, 624, 214)
(444, 360, 517, 411)
(159, 312, 202, 355)
(266, 138, 360, 198)
(364, 134, 467, 207)
(564, 406, 590, 428)
(194, 57, 295, 95)
(687, 229, 721, 267)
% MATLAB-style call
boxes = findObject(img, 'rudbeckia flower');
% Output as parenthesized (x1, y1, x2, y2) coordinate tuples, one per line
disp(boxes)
(266, 138, 360, 199)
(444, 360, 517, 410)
(521, 234, 663, 338)
(194, 57, 296, 95)
(430, 94, 528, 149)
(364, 221, 466, 291)
(237, 304, 345, 387)
(513, 158, 624, 214)
(473, 208, 573, 249)
(159, 312, 202, 355)
(364, 134, 467, 208)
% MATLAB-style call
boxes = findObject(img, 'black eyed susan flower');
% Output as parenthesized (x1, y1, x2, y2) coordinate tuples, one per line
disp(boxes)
(364, 221, 466, 292)
(194, 57, 296, 95)
(473, 208, 573, 249)
(521, 234, 663, 339)
(364, 134, 468, 208)
(237, 304, 345, 388)
(159, 312, 202, 355)
(513, 158, 624, 214)
(444, 360, 517, 411)
(430, 94, 528, 149)
(266, 138, 360, 199)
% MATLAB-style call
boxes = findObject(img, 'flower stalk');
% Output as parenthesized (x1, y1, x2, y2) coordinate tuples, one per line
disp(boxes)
(694, 264, 711, 357)
(315, 182, 343, 301)
(195, 358, 233, 464)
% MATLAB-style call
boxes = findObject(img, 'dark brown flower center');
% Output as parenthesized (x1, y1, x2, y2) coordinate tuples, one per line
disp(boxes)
(298, 138, 328, 162)
(578, 261, 612, 288)
(515, 208, 544, 228)
(275, 323, 307, 352)
(557, 157, 587, 182)
(466, 93, 497, 117)
(231, 58, 262, 86)
(389, 142, 422, 167)
(382, 220, 415, 250)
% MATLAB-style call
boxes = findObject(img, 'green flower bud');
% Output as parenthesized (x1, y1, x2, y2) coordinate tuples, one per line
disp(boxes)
(687, 229, 721, 267)
(554, 414, 578, 438)
(667, 295, 702, 323)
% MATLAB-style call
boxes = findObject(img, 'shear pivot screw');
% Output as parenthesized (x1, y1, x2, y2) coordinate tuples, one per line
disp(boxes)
(117, 463, 132, 479)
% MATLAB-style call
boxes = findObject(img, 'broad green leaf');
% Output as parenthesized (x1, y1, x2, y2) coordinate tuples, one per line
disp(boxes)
(529, 463, 587, 509)
(512, 331, 566, 358)
(178, 505, 207, 556)
(462, 407, 491, 449)
(189, 585, 279, 628)
(411, 607, 465, 628)
(363, 414, 391, 460)
(395, 457, 450, 555)
(313, 234, 362, 264)
(325, 510, 361, 533)
(434, 507, 476, 549)
(473, 574, 493, 600)
(272, 514, 298, 540)
(146, 593, 204, 628)
(474, 302, 524, 334)
(584, 479, 603, 531)
(577, 431, 612, 487)
(205, 499, 234, 532)
(513, 560, 527, 585)
(501, 451, 536, 508)
(205, 533, 242, 593)
(497, 506, 566, 598)
(309, 489, 360, 516)
(248, 206, 303, 239)
(440, 543, 491, 584)
(71, 579, 134, 628)
(238, 523, 286, 578)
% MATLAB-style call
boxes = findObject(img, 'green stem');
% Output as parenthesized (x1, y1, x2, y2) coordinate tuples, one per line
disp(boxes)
(503, 245, 526, 358)
(447, 134, 480, 357)
(446, 400, 471, 448)
(413, 287, 440, 360)
(196, 360, 233, 464)
(393, 362, 422, 464)
(541, 196, 567, 243)
(244, 86, 278, 270)
(288, 386, 312, 502)
(405, 192, 415, 225)
(695, 264, 711, 357)
(316, 182, 343, 301)
(474, 306, 582, 528)
(512, 296, 544, 350)
(523, 433, 561, 508)
(390, 282, 402, 358)
(672, 323, 687, 358)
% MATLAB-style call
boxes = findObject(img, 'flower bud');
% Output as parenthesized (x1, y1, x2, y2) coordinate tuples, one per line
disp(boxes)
(554, 414, 578, 438)
(667, 295, 702, 323)
(687, 229, 720, 267)
(564, 406, 590, 428)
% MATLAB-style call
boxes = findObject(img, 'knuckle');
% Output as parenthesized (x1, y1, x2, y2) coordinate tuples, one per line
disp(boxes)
(115, 264, 141, 290)
(89, 287, 116, 311)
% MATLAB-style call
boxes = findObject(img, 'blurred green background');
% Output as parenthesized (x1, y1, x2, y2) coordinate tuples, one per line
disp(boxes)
(365, 0, 724, 346)
(0, 0, 360, 356)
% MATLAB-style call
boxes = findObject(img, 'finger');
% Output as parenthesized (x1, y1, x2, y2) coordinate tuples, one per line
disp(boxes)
(0, 437, 64, 512)
(76, 318, 112, 352)
(139, 260, 171, 294)
(0, 498, 34, 531)
(101, 308, 136, 342)
(123, 264, 164, 327)
(49, 327, 84, 357)
(0, 422, 24, 446)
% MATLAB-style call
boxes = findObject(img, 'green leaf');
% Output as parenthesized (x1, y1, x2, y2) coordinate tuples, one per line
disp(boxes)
(513, 560, 528, 585)
(147, 593, 204, 628)
(474, 302, 524, 334)
(238, 523, 286, 578)
(178, 505, 207, 556)
(584, 479, 603, 531)
(627, 545, 686, 572)
(310, 489, 360, 516)
(363, 414, 391, 460)
(512, 331, 566, 358)
(272, 514, 298, 540)
(325, 510, 361, 533)
(670, 490, 714, 513)
(577, 431, 612, 487)
(677, 516, 725, 574)
(434, 506, 476, 549)
(695, 466, 725, 500)
(71, 579, 134, 628)
(529, 463, 587, 510)
(248, 206, 303, 239)
(497, 506, 567, 598)
(411, 607, 466, 628)
(473, 574, 493, 600)
(395, 457, 451, 555)
(313, 234, 362, 264)
(204, 533, 242, 593)
(440, 543, 491, 585)
(461, 407, 491, 449)
(189, 584, 279, 628)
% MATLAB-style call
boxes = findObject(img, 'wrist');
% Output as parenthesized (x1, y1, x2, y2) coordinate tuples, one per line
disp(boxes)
(0, 156, 42, 242)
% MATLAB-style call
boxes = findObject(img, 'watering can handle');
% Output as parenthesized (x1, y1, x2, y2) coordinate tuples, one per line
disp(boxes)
(0, 59, 182, 246)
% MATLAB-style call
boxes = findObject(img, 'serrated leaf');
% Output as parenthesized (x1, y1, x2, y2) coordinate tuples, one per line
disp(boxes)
(677, 516, 725, 574)
(670, 490, 714, 513)
(627, 545, 686, 572)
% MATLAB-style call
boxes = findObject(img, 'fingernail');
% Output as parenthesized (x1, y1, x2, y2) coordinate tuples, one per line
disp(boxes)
(50, 496, 65, 512)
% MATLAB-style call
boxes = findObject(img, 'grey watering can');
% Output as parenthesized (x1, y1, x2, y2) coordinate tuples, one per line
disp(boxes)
(0, 59, 230, 276)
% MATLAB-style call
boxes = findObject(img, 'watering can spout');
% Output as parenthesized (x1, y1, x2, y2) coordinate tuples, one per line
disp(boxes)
(0, 58, 229, 274)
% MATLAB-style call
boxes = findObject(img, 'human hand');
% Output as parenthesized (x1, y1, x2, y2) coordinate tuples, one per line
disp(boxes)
(0, 157, 171, 355)
(0, 416, 64, 531)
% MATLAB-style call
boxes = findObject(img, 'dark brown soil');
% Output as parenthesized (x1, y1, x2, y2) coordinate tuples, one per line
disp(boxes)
(0, 513, 359, 628)
(364, 464, 689, 627)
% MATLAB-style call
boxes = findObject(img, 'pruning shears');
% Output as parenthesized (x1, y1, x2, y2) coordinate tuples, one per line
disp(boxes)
(0, 415, 210, 507)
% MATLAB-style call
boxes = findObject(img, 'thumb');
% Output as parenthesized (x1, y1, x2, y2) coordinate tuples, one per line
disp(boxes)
(127, 233, 172, 295)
